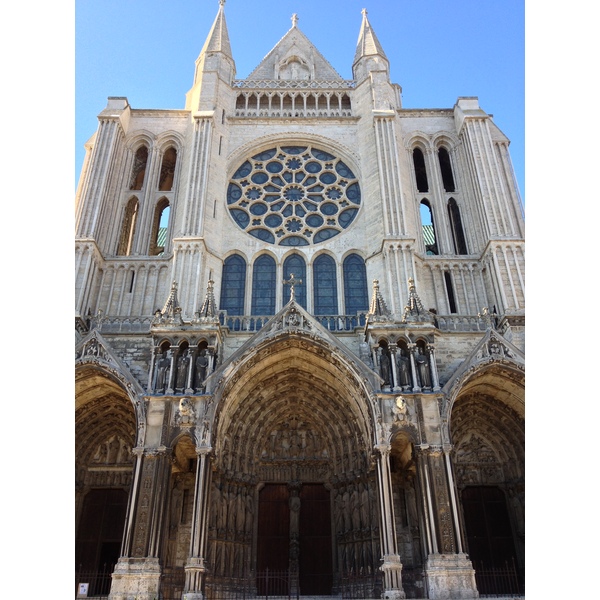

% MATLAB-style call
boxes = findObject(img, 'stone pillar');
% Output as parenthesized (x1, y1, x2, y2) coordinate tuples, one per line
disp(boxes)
(184, 448, 213, 600)
(389, 344, 400, 391)
(416, 445, 478, 599)
(428, 345, 441, 392)
(408, 345, 421, 392)
(166, 349, 177, 395)
(110, 447, 171, 600)
(374, 442, 406, 600)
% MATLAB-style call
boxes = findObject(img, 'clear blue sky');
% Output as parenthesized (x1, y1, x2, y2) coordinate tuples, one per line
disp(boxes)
(76, 0, 525, 201)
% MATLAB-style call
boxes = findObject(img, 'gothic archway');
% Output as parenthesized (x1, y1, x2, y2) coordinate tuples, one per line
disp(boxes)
(207, 332, 378, 595)
(75, 365, 136, 591)
(449, 364, 525, 595)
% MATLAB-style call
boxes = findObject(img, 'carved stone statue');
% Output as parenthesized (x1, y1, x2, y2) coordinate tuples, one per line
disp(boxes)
(176, 397, 196, 425)
(195, 350, 209, 391)
(154, 351, 171, 392)
(416, 350, 432, 389)
(379, 348, 391, 386)
(175, 349, 190, 391)
(396, 352, 412, 388)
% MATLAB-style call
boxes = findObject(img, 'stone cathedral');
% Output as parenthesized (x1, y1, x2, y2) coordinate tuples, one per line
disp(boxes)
(75, 3, 525, 600)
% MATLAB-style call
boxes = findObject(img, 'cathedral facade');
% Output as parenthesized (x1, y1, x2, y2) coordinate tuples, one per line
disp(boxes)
(75, 3, 525, 599)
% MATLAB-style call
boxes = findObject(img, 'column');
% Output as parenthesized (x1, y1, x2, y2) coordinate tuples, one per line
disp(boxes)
(374, 442, 406, 600)
(408, 345, 421, 392)
(416, 445, 478, 599)
(184, 448, 213, 600)
(389, 344, 400, 391)
(428, 345, 441, 392)
(166, 348, 177, 395)
(111, 447, 171, 600)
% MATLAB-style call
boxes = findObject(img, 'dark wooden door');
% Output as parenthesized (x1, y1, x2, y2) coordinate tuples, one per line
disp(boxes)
(256, 484, 290, 590)
(299, 484, 333, 595)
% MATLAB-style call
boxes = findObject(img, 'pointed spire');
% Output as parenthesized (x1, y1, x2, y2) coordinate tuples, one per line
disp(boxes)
(199, 0, 233, 59)
(154, 281, 184, 325)
(353, 8, 388, 66)
(367, 279, 391, 320)
(196, 279, 219, 322)
(401, 278, 435, 325)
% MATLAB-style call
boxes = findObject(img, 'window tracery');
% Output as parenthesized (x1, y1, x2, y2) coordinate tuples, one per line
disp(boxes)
(227, 145, 361, 246)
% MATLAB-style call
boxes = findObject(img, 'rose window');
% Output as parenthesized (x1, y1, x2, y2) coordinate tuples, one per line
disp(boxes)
(227, 145, 361, 246)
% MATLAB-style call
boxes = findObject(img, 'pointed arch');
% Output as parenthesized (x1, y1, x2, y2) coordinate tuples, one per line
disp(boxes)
(412, 147, 429, 193)
(313, 253, 338, 314)
(220, 254, 247, 316)
(282, 253, 307, 308)
(420, 200, 438, 255)
(149, 198, 170, 256)
(129, 145, 149, 190)
(448, 197, 468, 255)
(343, 253, 368, 315)
(159, 146, 177, 191)
(117, 196, 139, 256)
(251, 254, 276, 315)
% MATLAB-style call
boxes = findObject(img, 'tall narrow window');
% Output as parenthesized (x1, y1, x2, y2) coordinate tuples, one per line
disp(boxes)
(448, 198, 468, 255)
(438, 147, 456, 192)
(117, 197, 139, 256)
(220, 255, 246, 316)
(412, 148, 429, 192)
(313, 254, 338, 315)
(343, 254, 368, 315)
(282, 254, 307, 309)
(251, 255, 276, 315)
(420, 200, 438, 255)
(444, 271, 457, 313)
(159, 147, 177, 191)
(129, 145, 148, 190)
(149, 199, 170, 256)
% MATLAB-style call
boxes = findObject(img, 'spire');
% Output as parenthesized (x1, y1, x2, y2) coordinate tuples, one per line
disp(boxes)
(367, 279, 391, 321)
(353, 8, 388, 66)
(199, 0, 233, 59)
(196, 280, 219, 322)
(153, 281, 184, 326)
(401, 278, 435, 325)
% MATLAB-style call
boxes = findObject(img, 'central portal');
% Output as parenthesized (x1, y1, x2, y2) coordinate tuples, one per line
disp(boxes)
(257, 483, 333, 595)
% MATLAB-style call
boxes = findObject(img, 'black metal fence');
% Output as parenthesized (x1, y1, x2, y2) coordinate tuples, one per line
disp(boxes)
(75, 563, 114, 599)
(474, 558, 524, 597)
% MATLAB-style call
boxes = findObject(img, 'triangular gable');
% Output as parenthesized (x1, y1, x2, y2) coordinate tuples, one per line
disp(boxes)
(441, 328, 525, 396)
(75, 329, 146, 397)
(209, 299, 380, 390)
(245, 24, 344, 82)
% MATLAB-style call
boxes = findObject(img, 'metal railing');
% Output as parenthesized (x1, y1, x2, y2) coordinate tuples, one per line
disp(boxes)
(474, 558, 524, 597)
(218, 312, 367, 333)
(75, 563, 114, 598)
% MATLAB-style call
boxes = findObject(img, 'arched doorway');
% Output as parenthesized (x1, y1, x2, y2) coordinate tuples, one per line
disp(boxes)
(449, 364, 525, 596)
(207, 333, 378, 597)
(75, 366, 136, 594)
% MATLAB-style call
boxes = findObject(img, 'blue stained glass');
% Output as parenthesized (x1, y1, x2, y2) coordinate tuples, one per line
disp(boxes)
(270, 201, 284, 211)
(230, 209, 250, 228)
(264, 185, 280, 192)
(227, 183, 243, 204)
(286, 158, 302, 169)
(284, 187, 303, 201)
(295, 172, 306, 183)
(312, 149, 335, 161)
(282, 205, 294, 217)
(280, 236, 309, 246)
(220, 254, 246, 316)
(249, 228, 275, 243)
(251, 172, 269, 184)
(250, 203, 268, 215)
(282, 171, 293, 183)
(271, 176, 285, 187)
(308, 185, 324, 193)
(306, 214, 324, 227)
(344, 253, 368, 314)
(246, 188, 262, 200)
(319, 172, 337, 185)
(265, 214, 283, 227)
(346, 183, 361, 203)
(295, 205, 306, 217)
(304, 176, 317, 186)
(282, 254, 307, 308)
(326, 188, 341, 200)
(308, 195, 323, 203)
(281, 146, 307, 155)
(338, 207, 358, 228)
(251, 254, 276, 315)
(335, 160, 355, 178)
(313, 254, 338, 314)
(303, 201, 318, 211)
(321, 203, 338, 216)
(266, 161, 283, 173)
(314, 228, 339, 243)
(233, 161, 252, 179)
(252, 149, 277, 160)
(305, 161, 322, 173)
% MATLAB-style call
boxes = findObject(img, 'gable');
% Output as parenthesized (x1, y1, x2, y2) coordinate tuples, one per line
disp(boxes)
(245, 26, 344, 82)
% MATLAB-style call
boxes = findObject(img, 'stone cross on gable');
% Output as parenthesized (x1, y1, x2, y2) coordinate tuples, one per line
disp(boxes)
(284, 273, 302, 302)
(291, 13, 299, 28)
